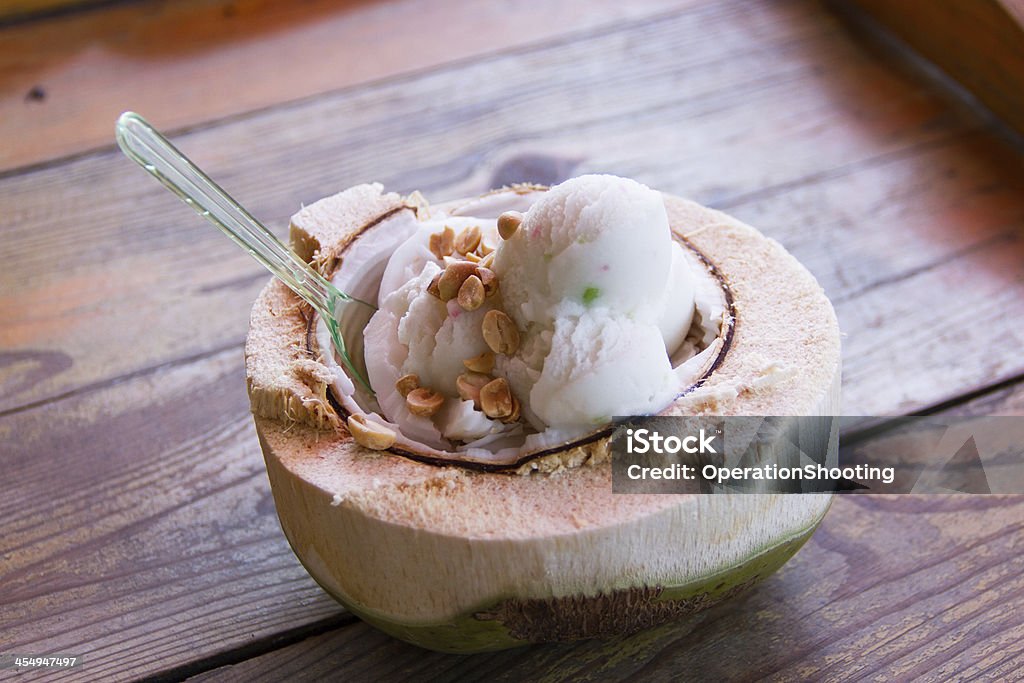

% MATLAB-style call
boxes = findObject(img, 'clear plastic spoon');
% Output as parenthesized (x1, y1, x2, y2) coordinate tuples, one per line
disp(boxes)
(115, 111, 375, 393)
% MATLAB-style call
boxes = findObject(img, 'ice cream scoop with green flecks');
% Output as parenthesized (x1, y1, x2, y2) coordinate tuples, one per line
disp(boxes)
(494, 174, 695, 427)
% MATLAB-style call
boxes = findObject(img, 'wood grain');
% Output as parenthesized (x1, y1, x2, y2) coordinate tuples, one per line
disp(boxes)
(4, 0, 1023, 420)
(0, 0, 687, 172)
(731, 131, 1024, 416)
(841, 0, 1024, 137)
(0, 348, 351, 681)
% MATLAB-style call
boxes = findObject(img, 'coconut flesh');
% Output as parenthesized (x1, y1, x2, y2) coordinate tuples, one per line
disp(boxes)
(320, 176, 731, 468)
(247, 179, 842, 652)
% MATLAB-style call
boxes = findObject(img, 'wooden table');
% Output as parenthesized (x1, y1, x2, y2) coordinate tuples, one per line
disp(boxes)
(3, 0, 1023, 680)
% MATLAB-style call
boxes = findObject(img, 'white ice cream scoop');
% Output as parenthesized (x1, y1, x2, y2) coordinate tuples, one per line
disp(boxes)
(493, 175, 695, 427)
(495, 174, 692, 327)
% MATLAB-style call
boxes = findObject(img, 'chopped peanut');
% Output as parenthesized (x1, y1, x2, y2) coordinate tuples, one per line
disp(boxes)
(395, 374, 419, 397)
(463, 351, 495, 374)
(454, 225, 482, 255)
(475, 267, 498, 297)
(482, 310, 520, 355)
(456, 371, 491, 407)
(480, 377, 513, 419)
(502, 395, 521, 424)
(497, 211, 523, 240)
(438, 261, 479, 301)
(457, 274, 485, 311)
(406, 387, 445, 417)
(428, 226, 456, 259)
(347, 414, 396, 450)
(427, 273, 442, 298)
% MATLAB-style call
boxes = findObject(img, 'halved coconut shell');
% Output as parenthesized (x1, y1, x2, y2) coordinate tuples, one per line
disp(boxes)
(245, 183, 841, 653)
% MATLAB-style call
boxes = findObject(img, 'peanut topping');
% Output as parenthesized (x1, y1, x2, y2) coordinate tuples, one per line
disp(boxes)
(475, 267, 498, 297)
(479, 251, 495, 269)
(497, 211, 523, 240)
(395, 373, 419, 397)
(428, 226, 455, 259)
(463, 351, 495, 373)
(347, 414, 396, 451)
(406, 387, 445, 417)
(478, 240, 494, 256)
(456, 371, 491, 407)
(428, 233, 442, 259)
(438, 261, 479, 301)
(454, 225, 482, 255)
(480, 377, 514, 419)
(482, 310, 520, 355)
(441, 226, 456, 254)
(457, 274, 485, 311)
(427, 273, 442, 299)
(502, 395, 521, 424)
(464, 251, 482, 263)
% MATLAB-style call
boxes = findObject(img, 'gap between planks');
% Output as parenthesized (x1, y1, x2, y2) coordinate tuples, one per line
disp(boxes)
(0, 0, 693, 174)
(144, 613, 357, 683)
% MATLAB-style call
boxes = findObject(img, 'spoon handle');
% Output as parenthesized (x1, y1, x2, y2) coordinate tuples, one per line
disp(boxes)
(115, 111, 343, 320)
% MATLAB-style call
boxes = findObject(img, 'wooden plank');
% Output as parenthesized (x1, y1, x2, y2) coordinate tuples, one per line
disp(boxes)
(186, 381, 1024, 682)
(0, 348, 352, 681)
(840, 0, 1024, 137)
(0, 0, 688, 172)
(0, 0, 103, 22)
(2, 0, 1010, 419)
(727, 131, 1024, 416)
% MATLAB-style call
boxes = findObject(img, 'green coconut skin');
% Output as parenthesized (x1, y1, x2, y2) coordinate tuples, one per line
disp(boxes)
(282, 510, 826, 654)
